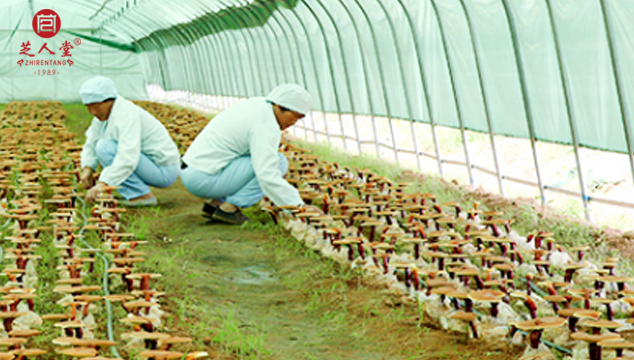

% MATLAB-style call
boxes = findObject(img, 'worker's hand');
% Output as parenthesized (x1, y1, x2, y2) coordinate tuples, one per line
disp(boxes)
(85, 182, 106, 203)
(80, 167, 95, 189)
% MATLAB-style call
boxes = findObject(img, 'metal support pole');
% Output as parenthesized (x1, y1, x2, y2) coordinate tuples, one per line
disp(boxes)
(281, 0, 330, 145)
(544, 0, 591, 221)
(311, 0, 360, 153)
(335, 0, 376, 156)
(377, 0, 422, 171)
(599, 0, 634, 200)
(303, 1, 348, 151)
(350, 0, 399, 163)
(456, 0, 505, 195)
(501, 0, 547, 205)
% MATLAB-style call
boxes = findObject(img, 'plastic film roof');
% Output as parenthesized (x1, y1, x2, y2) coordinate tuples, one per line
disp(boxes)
(2, 0, 634, 156)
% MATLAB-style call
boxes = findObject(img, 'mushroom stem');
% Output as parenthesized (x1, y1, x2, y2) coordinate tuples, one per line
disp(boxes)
(465, 299, 473, 313)
(567, 317, 578, 332)
(588, 343, 601, 360)
(528, 330, 543, 349)
(490, 303, 499, 318)
(605, 304, 614, 322)
(468, 320, 479, 339)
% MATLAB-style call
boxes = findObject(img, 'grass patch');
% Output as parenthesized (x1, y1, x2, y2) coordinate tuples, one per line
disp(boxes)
(61, 102, 93, 143)
(295, 137, 628, 270)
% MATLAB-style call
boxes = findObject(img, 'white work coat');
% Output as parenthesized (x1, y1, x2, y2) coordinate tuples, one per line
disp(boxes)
(80, 96, 180, 186)
(182, 97, 303, 207)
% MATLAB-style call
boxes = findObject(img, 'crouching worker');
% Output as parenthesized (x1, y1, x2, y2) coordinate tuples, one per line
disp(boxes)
(180, 84, 321, 225)
(79, 76, 181, 206)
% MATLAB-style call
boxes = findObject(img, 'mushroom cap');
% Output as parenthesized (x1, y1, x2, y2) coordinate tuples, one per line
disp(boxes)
(57, 347, 98, 357)
(0, 352, 17, 360)
(10, 349, 47, 358)
(450, 311, 477, 322)
(590, 298, 617, 305)
(0, 338, 27, 346)
(468, 290, 506, 303)
(119, 316, 153, 325)
(41, 313, 71, 321)
(430, 286, 458, 296)
(446, 291, 470, 300)
(564, 263, 587, 270)
(0, 312, 27, 319)
(583, 319, 623, 329)
(425, 278, 451, 288)
(598, 276, 634, 283)
(125, 331, 171, 340)
(570, 331, 621, 343)
(160, 336, 192, 345)
(598, 340, 634, 349)
(123, 300, 158, 309)
(7, 329, 40, 337)
(137, 350, 184, 359)
(572, 309, 601, 319)
(543, 295, 567, 303)
(557, 308, 585, 317)
(514, 317, 566, 331)
(54, 320, 86, 329)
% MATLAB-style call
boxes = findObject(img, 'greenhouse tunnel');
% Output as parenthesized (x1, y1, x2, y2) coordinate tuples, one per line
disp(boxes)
(3, 0, 634, 224)
(5, 1, 634, 360)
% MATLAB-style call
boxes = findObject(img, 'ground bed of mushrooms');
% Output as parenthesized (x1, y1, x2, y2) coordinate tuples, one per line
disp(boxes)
(0, 102, 209, 360)
(260, 139, 634, 360)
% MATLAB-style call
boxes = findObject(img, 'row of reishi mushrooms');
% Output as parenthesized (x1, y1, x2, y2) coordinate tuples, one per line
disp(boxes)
(260, 140, 634, 360)
(0, 102, 209, 360)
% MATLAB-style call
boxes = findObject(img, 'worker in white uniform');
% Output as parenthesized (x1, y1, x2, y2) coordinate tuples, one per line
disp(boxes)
(79, 76, 181, 206)
(180, 84, 320, 225)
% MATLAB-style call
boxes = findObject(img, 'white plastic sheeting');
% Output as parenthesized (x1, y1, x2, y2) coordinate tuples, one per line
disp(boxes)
(0, 1, 146, 102)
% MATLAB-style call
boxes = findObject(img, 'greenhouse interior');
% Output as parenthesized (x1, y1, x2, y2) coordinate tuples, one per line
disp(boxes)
(1, 0, 634, 359)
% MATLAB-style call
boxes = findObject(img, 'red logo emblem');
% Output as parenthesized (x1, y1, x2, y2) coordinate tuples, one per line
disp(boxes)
(32, 9, 61, 38)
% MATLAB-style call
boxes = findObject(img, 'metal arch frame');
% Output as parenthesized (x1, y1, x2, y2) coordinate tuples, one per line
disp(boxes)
(544, 0, 591, 221)
(249, 5, 287, 86)
(211, 0, 264, 99)
(334, 0, 379, 157)
(303, 0, 349, 151)
(374, 0, 423, 171)
(598, 0, 634, 198)
(455, 0, 505, 196)
(279, 0, 331, 146)
(266, 3, 323, 141)
(258, 2, 310, 140)
(205, 8, 251, 109)
(213, 0, 265, 98)
(256, 3, 308, 140)
(500, 0, 547, 205)
(423, 0, 473, 179)
(349, 0, 399, 164)
(226, 1, 277, 94)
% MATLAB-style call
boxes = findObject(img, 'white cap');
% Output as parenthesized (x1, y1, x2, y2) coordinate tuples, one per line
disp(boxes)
(266, 84, 313, 115)
(79, 76, 118, 104)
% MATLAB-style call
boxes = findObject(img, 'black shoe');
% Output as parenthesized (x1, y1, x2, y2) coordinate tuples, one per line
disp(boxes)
(202, 202, 217, 219)
(212, 207, 251, 225)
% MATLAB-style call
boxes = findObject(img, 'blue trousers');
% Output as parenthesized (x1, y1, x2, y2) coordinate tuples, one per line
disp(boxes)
(96, 139, 179, 200)
(180, 153, 288, 208)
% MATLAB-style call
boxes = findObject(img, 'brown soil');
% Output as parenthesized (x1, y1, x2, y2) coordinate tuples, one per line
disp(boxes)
(130, 180, 523, 360)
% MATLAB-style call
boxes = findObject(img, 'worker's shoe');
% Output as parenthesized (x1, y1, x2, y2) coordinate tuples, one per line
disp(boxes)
(202, 202, 217, 219)
(212, 207, 251, 225)
(122, 194, 158, 207)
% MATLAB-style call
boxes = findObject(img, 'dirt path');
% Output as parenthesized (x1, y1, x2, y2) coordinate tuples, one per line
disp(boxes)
(128, 181, 520, 360)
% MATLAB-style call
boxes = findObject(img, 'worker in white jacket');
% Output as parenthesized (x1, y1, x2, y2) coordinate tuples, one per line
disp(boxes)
(180, 84, 319, 225)
(79, 76, 181, 206)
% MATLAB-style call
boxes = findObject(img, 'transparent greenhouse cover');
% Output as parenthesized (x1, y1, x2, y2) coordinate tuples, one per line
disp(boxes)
(1, 0, 634, 155)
